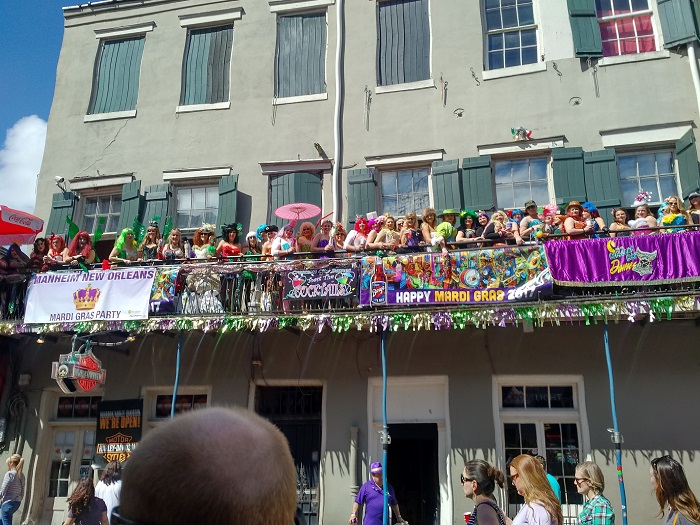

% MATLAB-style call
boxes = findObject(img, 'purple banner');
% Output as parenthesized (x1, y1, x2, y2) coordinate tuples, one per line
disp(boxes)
(543, 232, 700, 286)
(359, 247, 552, 306)
(284, 268, 358, 300)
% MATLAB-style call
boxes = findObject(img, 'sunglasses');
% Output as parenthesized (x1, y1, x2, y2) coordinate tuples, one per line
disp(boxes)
(574, 477, 588, 484)
(460, 474, 473, 484)
(510, 472, 520, 484)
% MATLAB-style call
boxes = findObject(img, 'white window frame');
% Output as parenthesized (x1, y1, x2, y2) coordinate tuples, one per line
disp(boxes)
(76, 188, 123, 237)
(595, 0, 660, 59)
(492, 155, 552, 212)
(142, 386, 211, 429)
(171, 183, 220, 231)
(617, 148, 681, 206)
(493, 375, 590, 521)
(483, 0, 541, 72)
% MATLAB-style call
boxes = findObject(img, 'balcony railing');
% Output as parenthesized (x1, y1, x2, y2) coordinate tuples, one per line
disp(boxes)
(3, 230, 700, 326)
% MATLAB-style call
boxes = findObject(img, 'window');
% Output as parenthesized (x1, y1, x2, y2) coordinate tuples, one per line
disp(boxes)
(484, 0, 538, 70)
(275, 12, 327, 98)
(595, 0, 657, 57)
(57, 396, 102, 419)
(88, 37, 145, 114)
(175, 185, 218, 228)
(268, 172, 323, 227)
(618, 151, 677, 205)
(155, 394, 208, 418)
(377, 0, 430, 86)
(82, 195, 122, 234)
(181, 25, 234, 105)
(496, 378, 589, 523)
(494, 157, 549, 210)
(381, 168, 430, 216)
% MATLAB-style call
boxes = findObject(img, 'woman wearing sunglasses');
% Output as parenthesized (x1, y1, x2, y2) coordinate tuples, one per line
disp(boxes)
(574, 461, 614, 524)
(651, 455, 700, 525)
(509, 455, 561, 525)
(461, 460, 509, 525)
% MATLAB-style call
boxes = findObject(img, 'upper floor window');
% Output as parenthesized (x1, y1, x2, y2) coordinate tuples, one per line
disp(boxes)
(381, 168, 430, 216)
(181, 25, 234, 105)
(484, 0, 538, 70)
(81, 194, 122, 235)
(377, 0, 430, 86)
(88, 37, 146, 114)
(275, 12, 327, 99)
(618, 151, 677, 205)
(595, 0, 657, 56)
(175, 185, 218, 229)
(268, 172, 323, 226)
(494, 157, 550, 210)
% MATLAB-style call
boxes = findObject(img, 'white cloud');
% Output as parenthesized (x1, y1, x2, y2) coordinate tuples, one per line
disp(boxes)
(0, 115, 47, 214)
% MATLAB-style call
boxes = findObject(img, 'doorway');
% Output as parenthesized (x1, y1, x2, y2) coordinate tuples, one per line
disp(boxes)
(388, 423, 439, 525)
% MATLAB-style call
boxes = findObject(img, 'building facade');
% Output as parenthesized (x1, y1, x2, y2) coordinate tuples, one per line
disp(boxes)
(2, 0, 700, 524)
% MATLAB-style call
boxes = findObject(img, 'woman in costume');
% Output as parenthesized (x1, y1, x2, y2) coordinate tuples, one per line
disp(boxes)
(272, 223, 297, 258)
(509, 454, 562, 525)
(139, 222, 161, 261)
(296, 222, 316, 256)
(311, 219, 333, 255)
(608, 208, 632, 238)
(326, 223, 347, 257)
(159, 228, 188, 261)
(30, 238, 48, 268)
(42, 234, 66, 271)
(483, 210, 523, 245)
(460, 459, 508, 525)
(563, 201, 595, 239)
(629, 204, 657, 234)
(0, 244, 30, 272)
(216, 223, 242, 258)
(109, 229, 141, 264)
(374, 214, 401, 251)
(192, 224, 217, 259)
(399, 212, 421, 251)
(575, 461, 614, 525)
(651, 455, 700, 525)
(659, 195, 691, 232)
(344, 218, 370, 252)
(581, 202, 607, 237)
(456, 210, 482, 244)
(64, 231, 96, 266)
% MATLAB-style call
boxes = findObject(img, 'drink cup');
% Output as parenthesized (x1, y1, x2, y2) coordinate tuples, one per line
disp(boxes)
(463, 511, 472, 524)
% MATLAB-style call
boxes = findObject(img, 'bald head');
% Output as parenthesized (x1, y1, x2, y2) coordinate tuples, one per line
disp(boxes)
(120, 407, 297, 525)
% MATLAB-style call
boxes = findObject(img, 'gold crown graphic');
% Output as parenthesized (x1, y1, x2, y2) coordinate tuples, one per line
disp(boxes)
(73, 284, 101, 310)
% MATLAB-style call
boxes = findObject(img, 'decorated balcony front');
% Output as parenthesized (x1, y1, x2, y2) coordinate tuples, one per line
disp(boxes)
(2, 229, 700, 336)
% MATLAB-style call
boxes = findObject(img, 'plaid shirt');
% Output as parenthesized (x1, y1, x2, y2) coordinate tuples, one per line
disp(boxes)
(579, 494, 615, 525)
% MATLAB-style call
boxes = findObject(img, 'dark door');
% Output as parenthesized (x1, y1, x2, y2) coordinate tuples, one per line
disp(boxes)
(255, 386, 322, 525)
(388, 423, 439, 525)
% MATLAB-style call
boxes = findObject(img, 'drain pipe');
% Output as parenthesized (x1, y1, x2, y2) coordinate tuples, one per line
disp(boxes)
(332, 0, 345, 222)
(688, 42, 700, 119)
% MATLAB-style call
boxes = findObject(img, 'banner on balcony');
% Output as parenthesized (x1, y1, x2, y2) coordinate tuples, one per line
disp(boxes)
(150, 267, 179, 314)
(96, 398, 143, 463)
(543, 232, 700, 286)
(24, 268, 157, 324)
(284, 268, 358, 300)
(359, 247, 552, 306)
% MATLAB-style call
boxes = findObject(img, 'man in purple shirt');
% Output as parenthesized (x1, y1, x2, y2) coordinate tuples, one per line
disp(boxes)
(349, 462, 407, 525)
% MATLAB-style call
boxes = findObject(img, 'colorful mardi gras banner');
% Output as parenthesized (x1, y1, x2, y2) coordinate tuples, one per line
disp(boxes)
(24, 268, 156, 324)
(150, 267, 179, 314)
(544, 232, 700, 286)
(284, 268, 358, 300)
(359, 247, 552, 306)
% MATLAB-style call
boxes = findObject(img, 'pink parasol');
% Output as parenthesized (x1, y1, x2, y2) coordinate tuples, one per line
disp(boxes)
(0, 205, 44, 245)
(274, 202, 322, 221)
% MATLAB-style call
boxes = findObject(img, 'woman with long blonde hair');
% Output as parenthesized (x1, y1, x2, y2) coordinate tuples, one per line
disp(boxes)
(0, 454, 25, 525)
(651, 455, 700, 525)
(575, 461, 614, 524)
(509, 455, 562, 525)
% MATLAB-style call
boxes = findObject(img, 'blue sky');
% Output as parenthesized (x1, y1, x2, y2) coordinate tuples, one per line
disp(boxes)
(0, 1, 76, 213)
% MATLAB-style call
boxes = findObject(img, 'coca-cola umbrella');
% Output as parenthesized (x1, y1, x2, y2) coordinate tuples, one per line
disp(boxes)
(0, 205, 45, 245)
(274, 202, 322, 222)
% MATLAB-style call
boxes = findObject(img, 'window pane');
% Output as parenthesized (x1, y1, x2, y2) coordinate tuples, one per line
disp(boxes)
(397, 171, 413, 194)
(521, 424, 537, 449)
(518, 4, 534, 25)
(511, 160, 529, 182)
(550, 386, 574, 408)
(620, 179, 639, 205)
(489, 52, 505, 70)
(485, 0, 500, 8)
(613, 0, 631, 13)
(505, 49, 521, 67)
(521, 29, 537, 47)
(526, 386, 549, 408)
(84, 198, 97, 216)
(531, 182, 549, 204)
(522, 46, 537, 65)
(513, 186, 531, 209)
(504, 31, 521, 49)
(656, 152, 674, 175)
(502, 7, 518, 28)
(631, 0, 648, 10)
(618, 156, 637, 179)
(206, 185, 218, 207)
(414, 170, 429, 193)
(659, 177, 678, 201)
(111, 198, 122, 214)
(486, 10, 502, 31)
(382, 172, 397, 195)
(84, 217, 95, 234)
(192, 187, 206, 210)
(177, 189, 191, 211)
(494, 162, 511, 185)
(530, 158, 547, 179)
(504, 423, 521, 448)
(502, 386, 525, 408)
(489, 33, 504, 51)
(106, 216, 119, 233)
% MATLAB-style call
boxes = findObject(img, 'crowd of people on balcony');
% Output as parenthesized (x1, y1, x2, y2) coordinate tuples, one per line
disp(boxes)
(1, 191, 699, 277)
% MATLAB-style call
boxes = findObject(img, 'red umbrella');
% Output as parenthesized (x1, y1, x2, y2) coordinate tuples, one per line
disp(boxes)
(274, 202, 322, 221)
(0, 205, 44, 245)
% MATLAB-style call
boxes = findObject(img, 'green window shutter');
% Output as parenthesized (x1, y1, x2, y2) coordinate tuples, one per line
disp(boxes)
(268, 173, 323, 227)
(347, 168, 376, 225)
(181, 25, 233, 105)
(116, 180, 143, 232)
(567, 0, 603, 57)
(89, 37, 145, 114)
(583, 149, 620, 219)
(46, 192, 77, 237)
(217, 174, 239, 226)
(658, 0, 699, 48)
(676, 130, 700, 198)
(431, 159, 462, 211)
(461, 155, 494, 211)
(552, 148, 587, 205)
(276, 13, 326, 98)
(143, 184, 171, 231)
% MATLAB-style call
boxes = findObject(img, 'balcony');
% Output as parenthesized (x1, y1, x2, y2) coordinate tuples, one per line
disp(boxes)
(3, 231, 700, 335)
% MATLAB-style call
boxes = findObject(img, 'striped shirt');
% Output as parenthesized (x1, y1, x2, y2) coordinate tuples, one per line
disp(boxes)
(0, 470, 25, 504)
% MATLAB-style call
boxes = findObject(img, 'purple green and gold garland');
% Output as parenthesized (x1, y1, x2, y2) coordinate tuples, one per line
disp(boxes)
(1, 295, 696, 336)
